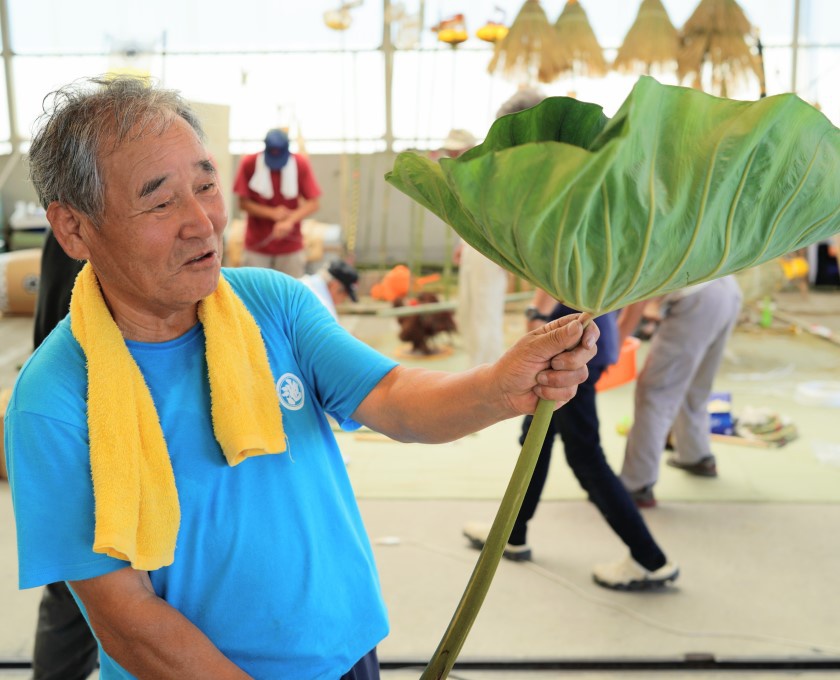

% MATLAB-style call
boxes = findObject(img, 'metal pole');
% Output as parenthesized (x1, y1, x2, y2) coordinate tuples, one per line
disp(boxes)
(382, 0, 394, 152)
(0, 0, 21, 191)
(790, 0, 801, 92)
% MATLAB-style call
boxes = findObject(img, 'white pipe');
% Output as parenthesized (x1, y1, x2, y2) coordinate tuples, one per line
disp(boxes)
(791, 0, 801, 92)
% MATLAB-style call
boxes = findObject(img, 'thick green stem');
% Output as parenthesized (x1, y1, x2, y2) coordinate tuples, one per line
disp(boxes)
(420, 312, 594, 679)
(419, 397, 554, 680)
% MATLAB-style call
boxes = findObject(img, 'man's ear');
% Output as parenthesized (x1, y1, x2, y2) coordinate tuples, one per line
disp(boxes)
(46, 202, 92, 261)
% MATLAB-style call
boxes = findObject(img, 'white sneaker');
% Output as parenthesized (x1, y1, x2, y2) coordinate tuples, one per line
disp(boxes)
(592, 554, 679, 591)
(462, 521, 532, 562)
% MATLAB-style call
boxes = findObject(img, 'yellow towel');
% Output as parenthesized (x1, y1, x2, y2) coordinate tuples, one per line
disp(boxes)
(70, 263, 285, 571)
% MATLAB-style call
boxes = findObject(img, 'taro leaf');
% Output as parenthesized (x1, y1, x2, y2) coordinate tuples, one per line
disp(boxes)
(386, 76, 840, 680)
(386, 76, 840, 315)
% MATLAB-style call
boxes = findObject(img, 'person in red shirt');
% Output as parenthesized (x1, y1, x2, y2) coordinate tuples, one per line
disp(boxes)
(233, 128, 321, 276)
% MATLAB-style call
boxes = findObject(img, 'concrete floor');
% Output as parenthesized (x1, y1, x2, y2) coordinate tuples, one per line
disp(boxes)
(2, 286, 840, 679)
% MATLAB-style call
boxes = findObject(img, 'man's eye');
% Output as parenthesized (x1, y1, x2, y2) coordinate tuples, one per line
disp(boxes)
(199, 183, 217, 193)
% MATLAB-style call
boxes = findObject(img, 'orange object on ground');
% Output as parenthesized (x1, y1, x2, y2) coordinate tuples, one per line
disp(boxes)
(413, 273, 441, 290)
(371, 265, 411, 302)
(595, 336, 641, 392)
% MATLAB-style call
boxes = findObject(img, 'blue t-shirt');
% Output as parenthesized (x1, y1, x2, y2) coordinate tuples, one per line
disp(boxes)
(551, 304, 620, 369)
(5, 267, 398, 680)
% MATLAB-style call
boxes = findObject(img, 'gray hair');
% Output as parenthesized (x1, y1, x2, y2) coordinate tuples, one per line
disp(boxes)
(496, 87, 546, 119)
(28, 75, 205, 226)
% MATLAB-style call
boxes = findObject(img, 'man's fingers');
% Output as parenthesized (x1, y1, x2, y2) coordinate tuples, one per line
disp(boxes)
(541, 314, 600, 352)
(550, 340, 596, 370)
(533, 364, 589, 402)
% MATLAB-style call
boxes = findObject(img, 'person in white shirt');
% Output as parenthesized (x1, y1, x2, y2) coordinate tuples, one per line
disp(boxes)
(300, 259, 359, 319)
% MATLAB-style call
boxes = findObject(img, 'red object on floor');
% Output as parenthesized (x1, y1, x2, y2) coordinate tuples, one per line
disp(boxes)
(595, 336, 640, 392)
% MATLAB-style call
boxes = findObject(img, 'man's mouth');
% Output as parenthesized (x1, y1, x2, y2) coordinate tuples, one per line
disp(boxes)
(186, 251, 216, 265)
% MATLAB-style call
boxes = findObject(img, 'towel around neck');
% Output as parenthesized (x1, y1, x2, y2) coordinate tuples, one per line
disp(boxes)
(69, 263, 286, 570)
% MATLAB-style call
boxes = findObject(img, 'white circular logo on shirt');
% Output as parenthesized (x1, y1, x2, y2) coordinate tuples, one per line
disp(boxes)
(277, 373, 305, 411)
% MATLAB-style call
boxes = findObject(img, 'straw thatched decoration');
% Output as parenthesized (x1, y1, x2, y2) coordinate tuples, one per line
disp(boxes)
(613, 0, 680, 75)
(678, 0, 763, 97)
(553, 0, 606, 78)
(487, 0, 566, 84)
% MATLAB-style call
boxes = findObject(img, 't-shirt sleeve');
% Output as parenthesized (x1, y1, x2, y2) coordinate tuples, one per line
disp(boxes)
(290, 282, 394, 428)
(6, 345, 128, 588)
(232, 154, 255, 198)
(295, 155, 322, 201)
(232, 270, 395, 430)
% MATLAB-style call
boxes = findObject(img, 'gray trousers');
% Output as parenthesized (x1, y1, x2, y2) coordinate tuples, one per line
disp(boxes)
(620, 276, 742, 491)
(241, 249, 306, 278)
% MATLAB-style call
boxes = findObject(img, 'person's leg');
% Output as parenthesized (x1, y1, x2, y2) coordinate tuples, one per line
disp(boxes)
(240, 250, 274, 269)
(620, 295, 715, 492)
(463, 248, 508, 366)
(671, 278, 742, 464)
(339, 648, 379, 680)
(508, 414, 556, 546)
(33, 582, 98, 680)
(456, 247, 478, 366)
(558, 370, 667, 571)
(271, 250, 307, 278)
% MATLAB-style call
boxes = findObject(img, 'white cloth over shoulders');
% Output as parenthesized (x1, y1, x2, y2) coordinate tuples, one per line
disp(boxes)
(247, 153, 299, 200)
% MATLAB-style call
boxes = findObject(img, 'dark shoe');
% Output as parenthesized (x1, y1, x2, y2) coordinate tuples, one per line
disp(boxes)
(667, 454, 718, 477)
(463, 522, 532, 562)
(629, 485, 656, 509)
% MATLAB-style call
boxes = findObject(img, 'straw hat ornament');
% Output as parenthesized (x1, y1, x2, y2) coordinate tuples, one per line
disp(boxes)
(487, 0, 566, 84)
(553, 0, 607, 78)
(612, 0, 680, 76)
(677, 0, 763, 97)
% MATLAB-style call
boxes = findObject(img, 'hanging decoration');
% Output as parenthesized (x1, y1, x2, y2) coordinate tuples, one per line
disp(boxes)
(387, 2, 422, 50)
(487, 0, 565, 84)
(677, 0, 763, 97)
(476, 7, 508, 44)
(323, 0, 363, 31)
(432, 13, 469, 46)
(553, 0, 606, 78)
(612, 0, 680, 75)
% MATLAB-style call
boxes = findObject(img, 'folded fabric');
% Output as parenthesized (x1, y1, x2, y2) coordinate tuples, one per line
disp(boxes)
(70, 263, 286, 571)
(247, 152, 299, 200)
(247, 152, 274, 199)
(280, 155, 298, 200)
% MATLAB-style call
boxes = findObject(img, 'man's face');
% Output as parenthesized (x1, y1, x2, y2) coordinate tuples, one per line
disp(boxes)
(79, 116, 227, 334)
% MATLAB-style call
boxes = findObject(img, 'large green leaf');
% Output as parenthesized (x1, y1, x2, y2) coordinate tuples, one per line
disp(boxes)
(386, 76, 840, 314)
(387, 77, 840, 680)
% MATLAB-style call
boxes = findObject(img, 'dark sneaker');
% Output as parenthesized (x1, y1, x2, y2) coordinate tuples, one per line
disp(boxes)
(463, 522, 532, 562)
(593, 555, 680, 591)
(629, 485, 656, 509)
(667, 454, 718, 477)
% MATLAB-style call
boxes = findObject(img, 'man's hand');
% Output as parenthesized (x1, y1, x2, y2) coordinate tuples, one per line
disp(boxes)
(271, 205, 291, 222)
(354, 314, 598, 445)
(271, 218, 295, 240)
(493, 314, 598, 415)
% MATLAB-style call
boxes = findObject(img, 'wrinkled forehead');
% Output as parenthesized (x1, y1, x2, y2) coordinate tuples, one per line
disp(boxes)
(99, 109, 187, 159)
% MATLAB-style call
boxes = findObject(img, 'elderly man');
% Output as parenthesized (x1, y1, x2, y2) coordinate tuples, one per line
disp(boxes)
(6, 76, 598, 680)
